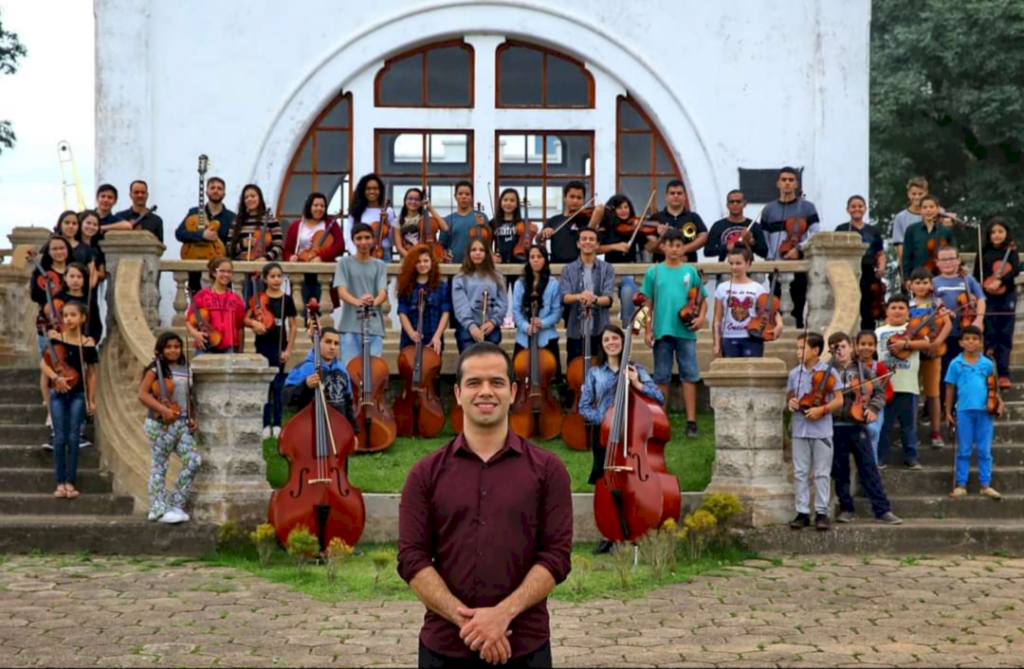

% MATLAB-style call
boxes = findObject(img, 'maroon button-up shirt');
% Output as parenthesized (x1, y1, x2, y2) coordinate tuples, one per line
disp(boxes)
(397, 431, 573, 659)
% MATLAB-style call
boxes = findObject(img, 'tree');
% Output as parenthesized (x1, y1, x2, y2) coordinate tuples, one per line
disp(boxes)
(0, 8, 27, 155)
(871, 0, 1024, 236)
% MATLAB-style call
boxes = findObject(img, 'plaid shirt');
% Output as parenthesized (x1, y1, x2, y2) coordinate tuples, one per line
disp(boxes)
(398, 280, 451, 349)
(559, 258, 616, 339)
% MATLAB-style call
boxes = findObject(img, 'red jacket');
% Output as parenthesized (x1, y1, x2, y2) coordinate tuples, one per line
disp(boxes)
(282, 217, 345, 262)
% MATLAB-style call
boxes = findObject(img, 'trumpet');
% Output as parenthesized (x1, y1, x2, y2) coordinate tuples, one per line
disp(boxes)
(682, 221, 698, 241)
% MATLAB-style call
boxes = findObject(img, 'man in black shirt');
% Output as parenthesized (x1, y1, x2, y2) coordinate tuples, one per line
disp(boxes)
(704, 190, 768, 261)
(95, 184, 123, 229)
(114, 180, 164, 243)
(539, 181, 589, 265)
(648, 180, 707, 262)
(175, 176, 236, 293)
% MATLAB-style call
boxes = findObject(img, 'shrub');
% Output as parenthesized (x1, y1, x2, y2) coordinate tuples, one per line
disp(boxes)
(324, 538, 354, 582)
(638, 523, 674, 580)
(216, 521, 247, 553)
(699, 493, 744, 541)
(680, 510, 718, 563)
(249, 524, 278, 566)
(610, 542, 635, 590)
(368, 549, 396, 588)
(286, 526, 319, 575)
(567, 555, 592, 596)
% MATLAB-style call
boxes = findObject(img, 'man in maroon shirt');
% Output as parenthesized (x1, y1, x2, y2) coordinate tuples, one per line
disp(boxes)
(398, 343, 573, 667)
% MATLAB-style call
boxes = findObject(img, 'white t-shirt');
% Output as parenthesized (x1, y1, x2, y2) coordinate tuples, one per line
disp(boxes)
(714, 280, 767, 338)
(296, 220, 326, 255)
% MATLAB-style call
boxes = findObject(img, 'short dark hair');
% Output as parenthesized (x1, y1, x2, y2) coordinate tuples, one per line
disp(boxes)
(887, 293, 910, 308)
(96, 183, 118, 199)
(726, 189, 744, 200)
(909, 267, 934, 282)
(577, 226, 599, 240)
(920, 194, 941, 208)
(855, 330, 877, 346)
(665, 179, 686, 192)
(847, 194, 866, 207)
(351, 223, 373, 238)
(960, 325, 983, 340)
(778, 167, 800, 181)
(798, 332, 825, 355)
(455, 342, 514, 387)
(454, 180, 473, 195)
(208, 176, 226, 188)
(321, 326, 340, 338)
(129, 180, 148, 192)
(827, 332, 851, 348)
(661, 228, 684, 244)
(563, 181, 586, 197)
(302, 192, 328, 220)
(937, 244, 959, 257)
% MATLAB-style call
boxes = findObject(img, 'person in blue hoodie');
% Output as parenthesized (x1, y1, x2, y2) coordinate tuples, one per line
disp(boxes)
(283, 326, 357, 428)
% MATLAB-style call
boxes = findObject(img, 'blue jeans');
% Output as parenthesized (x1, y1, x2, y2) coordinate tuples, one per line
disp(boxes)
(956, 409, 994, 487)
(340, 333, 383, 367)
(50, 391, 86, 484)
(832, 424, 891, 517)
(879, 393, 918, 465)
(722, 337, 764, 358)
(455, 325, 501, 353)
(619, 276, 639, 327)
(653, 336, 700, 384)
(263, 369, 286, 428)
(865, 407, 884, 463)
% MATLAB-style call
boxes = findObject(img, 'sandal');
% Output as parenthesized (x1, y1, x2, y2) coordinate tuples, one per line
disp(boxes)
(64, 484, 80, 499)
(53, 484, 67, 498)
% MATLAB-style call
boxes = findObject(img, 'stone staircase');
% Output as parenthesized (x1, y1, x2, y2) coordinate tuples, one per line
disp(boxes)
(746, 368, 1024, 555)
(0, 368, 216, 555)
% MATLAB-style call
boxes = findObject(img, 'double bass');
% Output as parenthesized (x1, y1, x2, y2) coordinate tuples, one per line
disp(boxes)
(394, 288, 445, 438)
(269, 299, 364, 550)
(450, 289, 489, 433)
(510, 290, 563, 441)
(346, 305, 397, 452)
(561, 304, 594, 452)
(593, 300, 680, 543)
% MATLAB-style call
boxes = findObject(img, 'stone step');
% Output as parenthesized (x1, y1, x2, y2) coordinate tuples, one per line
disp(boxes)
(0, 368, 39, 385)
(0, 468, 113, 494)
(880, 466, 1024, 497)
(0, 403, 48, 424)
(0, 515, 217, 556)
(905, 443, 1024, 468)
(0, 423, 60, 445)
(993, 422, 1024, 443)
(888, 495, 1024, 520)
(0, 444, 100, 469)
(0, 383, 42, 404)
(743, 518, 1024, 555)
(0, 493, 134, 516)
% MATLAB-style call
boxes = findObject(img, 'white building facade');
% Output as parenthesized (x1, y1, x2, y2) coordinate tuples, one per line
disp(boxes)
(95, 0, 870, 277)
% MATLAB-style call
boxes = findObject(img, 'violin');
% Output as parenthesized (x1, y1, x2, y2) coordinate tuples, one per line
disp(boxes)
(795, 351, 837, 416)
(152, 356, 182, 425)
(370, 200, 392, 260)
(346, 305, 397, 452)
(418, 207, 446, 263)
(747, 271, 782, 341)
(43, 337, 80, 392)
(512, 197, 537, 261)
(30, 256, 64, 332)
(511, 290, 563, 441)
(614, 216, 659, 238)
(678, 269, 706, 328)
(269, 299, 364, 551)
(984, 243, 1017, 296)
(593, 300, 679, 543)
(886, 301, 963, 360)
(847, 362, 874, 425)
(450, 289, 489, 433)
(394, 288, 445, 438)
(469, 202, 493, 246)
(248, 273, 276, 332)
(956, 271, 979, 330)
(923, 235, 950, 275)
(245, 218, 275, 261)
(296, 223, 336, 262)
(868, 251, 887, 320)
(561, 304, 594, 452)
(987, 354, 1003, 417)
(777, 217, 808, 257)
(187, 288, 223, 350)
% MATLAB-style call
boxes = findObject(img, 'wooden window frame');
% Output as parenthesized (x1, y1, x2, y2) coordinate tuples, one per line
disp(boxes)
(374, 129, 476, 202)
(495, 40, 595, 110)
(277, 92, 354, 220)
(494, 130, 594, 221)
(615, 95, 683, 211)
(374, 40, 475, 109)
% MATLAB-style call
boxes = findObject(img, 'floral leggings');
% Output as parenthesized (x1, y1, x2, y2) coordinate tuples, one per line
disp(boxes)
(144, 418, 202, 520)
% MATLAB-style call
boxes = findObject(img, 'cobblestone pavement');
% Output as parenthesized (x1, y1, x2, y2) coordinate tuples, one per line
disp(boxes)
(3, 555, 1024, 668)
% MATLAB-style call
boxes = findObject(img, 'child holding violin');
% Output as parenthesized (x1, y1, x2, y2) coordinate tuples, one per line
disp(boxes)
(334, 223, 388, 366)
(490, 188, 530, 267)
(31, 235, 71, 448)
(246, 262, 298, 439)
(56, 263, 102, 347)
(786, 332, 843, 531)
(397, 244, 451, 354)
(512, 246, 563, 377)
(594, 194, 645, 328)
(826, 332, 902, 525)
(931, 245, 986, 419)
(907, 267, 953, 449)
(137, 332, 201, 524)
(900, 195, 955, 281)
(579, 323, 664, 555)
(283, 192, 345, 308)
(945, 325, 1004, 500)
(40, 301, 97, 500)
(712, 242, 782, 358)
(393, 188, 448, 259)
(441, 180, 489, 264)
(185, 258, 246, 354)
(974, 217, 1019, 389)
(855, 330, 894, 464)
(877, 294, 933, 470)
(452, 237, 508, 353)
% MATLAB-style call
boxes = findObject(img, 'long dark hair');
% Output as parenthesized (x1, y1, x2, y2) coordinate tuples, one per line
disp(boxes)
(231, 184, 269, 250)
(495, 188, 523, 224)
(606, 194, 636, 221)
(459, 238, 504, 288)
(64, 262, 90, 295)
(40, 235, 73, 271)
(350, 173, 386, 224)
(398, 187, 424, 225)
(147, 331, 186, 379)
(520, 246, 551, 315)
(55, 210, 81, 242)
(594, 324, 626, 367)
(984, 216, 1014, 251)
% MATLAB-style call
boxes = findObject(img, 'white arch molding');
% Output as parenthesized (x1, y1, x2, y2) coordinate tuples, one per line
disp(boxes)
(250, 0, 721, 217)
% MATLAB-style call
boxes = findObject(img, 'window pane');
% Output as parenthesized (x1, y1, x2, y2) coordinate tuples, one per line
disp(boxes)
(655, 140, 675, 173)
(426, 134, 470, 175)
(618, 98, 649, 130)
(325, 175, 350, 218)
(548, 135, 591, 176)
(379, 54, 423, 105)
(378, 132, 422, 173)
(315, 130, 350, 173)
(498, 134, 543, 176)
(546, 55, 589, 107)
(322, 96, 350, 127)
(499, 46, 542, 106)
(427, 46, 471, 106)
(619, 133, 653, 174)
(292, 136, 312, 171)
(620, 177, 654, 214)
(282, 174, 313, 217)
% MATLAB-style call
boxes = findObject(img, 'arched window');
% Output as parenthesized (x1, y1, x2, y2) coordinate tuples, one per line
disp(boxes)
(495, 131, 593, 221)
(375, 40, 474, 108)
(496, 41, 594, 109)
(277, 92, 353, 221)
(375, 130, 474, 206)
(616, 96, 683, 210)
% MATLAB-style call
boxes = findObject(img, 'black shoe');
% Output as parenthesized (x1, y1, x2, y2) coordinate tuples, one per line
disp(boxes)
(686, 422, 698, 439)
(592, 539, 614, 555)
(904, 460, 923, 471)
(815, 514, 831, 531)
(789, 513, 810, 530)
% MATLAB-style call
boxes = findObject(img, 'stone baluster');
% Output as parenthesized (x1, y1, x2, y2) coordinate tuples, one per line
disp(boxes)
(171, 271, 189, 326)
(702, 357, 792, 527)
(100, 231, 166, 331)
(1016, 278, 1024, 331)
(0, 227, 53, 366)
(778, 272, 796, 328)
(803, 231, 866, 334)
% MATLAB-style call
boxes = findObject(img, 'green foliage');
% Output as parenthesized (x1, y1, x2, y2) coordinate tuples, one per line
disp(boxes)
(610, 542, 636, 590)
(698, 493, 745, 543)
(638, 520, 677, 580)
(0, 9, 26, 154)
(216, 521, 247, 553)
(368, 549, 396, 587)
(285, 526, 319, 575)
(566, 555, 592, 596)
(249, 523, 278, 567)
(871, 0, 1024, 230)
(679, 509, 718, 563)
(323, 537, 354, 582)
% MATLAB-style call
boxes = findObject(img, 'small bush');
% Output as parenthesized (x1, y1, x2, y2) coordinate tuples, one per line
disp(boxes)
(699, 493, 744, 541)
(680, 509, 718, 563)
(369, 549, 396, 588)
(216, 521, 248, 553)
(638, 523, 675, 580)
(610, 542, 635, 590)
(286, 526, 319, 575)
(568, 555, 592, 596)
(249, 524, 278, 566)
(324, 538, 354, 583)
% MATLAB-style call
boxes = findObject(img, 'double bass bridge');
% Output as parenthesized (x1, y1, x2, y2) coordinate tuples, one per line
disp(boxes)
(604, 465, 634, 472)
(306, 478, 332, 485)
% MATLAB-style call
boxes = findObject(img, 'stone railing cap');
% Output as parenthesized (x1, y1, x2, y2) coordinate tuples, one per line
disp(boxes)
(191, 353, 279, 373)
(100, 230, 166, 253)
(703, 357, 789, 387)
(8, 226, 53, 245)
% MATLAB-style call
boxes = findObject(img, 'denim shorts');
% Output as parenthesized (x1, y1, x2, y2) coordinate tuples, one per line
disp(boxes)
(341, 333, 383, 367)
(653, 335, 700, 384)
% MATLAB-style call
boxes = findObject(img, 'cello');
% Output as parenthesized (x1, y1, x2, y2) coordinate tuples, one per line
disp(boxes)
(394, 288, 445, 438)
(593, 300, 679, 543)
(269, 299, 364, 550)
(450, 289, 489, 433)
(346, 305, 397, 452)
(561, 304, 594, 452)
(510, 290, 563, 441)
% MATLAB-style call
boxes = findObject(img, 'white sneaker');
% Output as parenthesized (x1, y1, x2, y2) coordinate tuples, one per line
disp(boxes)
(172, 507, 191, 522)
(42, 441, 54, 451)
(158, 509, 186, 524)
(271, 426, 281, 438)
(262, 426, 272, 439)
(79, 439, 92, 449)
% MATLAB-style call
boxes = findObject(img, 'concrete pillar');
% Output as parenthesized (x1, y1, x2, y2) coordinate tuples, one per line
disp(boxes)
(190, 353, 277, 525)
(703, 357, 792, 527)
(0, 228, 54, 367)
(100, 231, 166, 331)
(804, 231, 866, 334)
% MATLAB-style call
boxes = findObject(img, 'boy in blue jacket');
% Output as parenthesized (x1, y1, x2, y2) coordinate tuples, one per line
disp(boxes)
(283, 326, 357, 427)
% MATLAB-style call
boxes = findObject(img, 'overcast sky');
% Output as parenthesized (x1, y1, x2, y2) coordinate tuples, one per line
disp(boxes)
(0, 0, 95, 243)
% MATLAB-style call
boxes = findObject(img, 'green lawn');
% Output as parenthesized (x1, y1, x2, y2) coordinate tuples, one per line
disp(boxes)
(263, 411, 715, 494)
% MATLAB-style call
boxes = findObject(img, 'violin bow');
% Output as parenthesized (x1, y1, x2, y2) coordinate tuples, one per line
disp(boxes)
(549, 195, 598, 237)
(625, 190, 658, 249)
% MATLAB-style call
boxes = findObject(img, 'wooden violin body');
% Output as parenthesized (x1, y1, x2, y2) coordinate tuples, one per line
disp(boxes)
(777, 217, 808, 257)
(181, 155, 227, 260)
(346, 308, 397, 452)
(984, 244, 1016, 296)
(370, 201, 392, 260)
(248, 275, 276, 331)
(152, 359, 182, 426)
(469, 203, 494, 246)
(510, 293, 563, 441)
(296, 227, 335, 262)
(678, 269, 705, 326)
(187, 290, 223, 350)
(44, 340, 80, 391)
(394, 291, 445, 438)
(747, 271, 781, 341)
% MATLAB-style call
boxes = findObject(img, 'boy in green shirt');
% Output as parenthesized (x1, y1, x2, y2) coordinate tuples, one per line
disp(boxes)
(641, 228, 708, 438)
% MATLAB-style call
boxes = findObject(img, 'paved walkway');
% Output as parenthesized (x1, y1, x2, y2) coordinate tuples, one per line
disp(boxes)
(2, 555, 1024, 667)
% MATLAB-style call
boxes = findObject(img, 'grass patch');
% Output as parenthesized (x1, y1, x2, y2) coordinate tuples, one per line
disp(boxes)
(203, 539, 752, 604)
(188, 581, 238, 594)
(263, 411, 715, 494)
